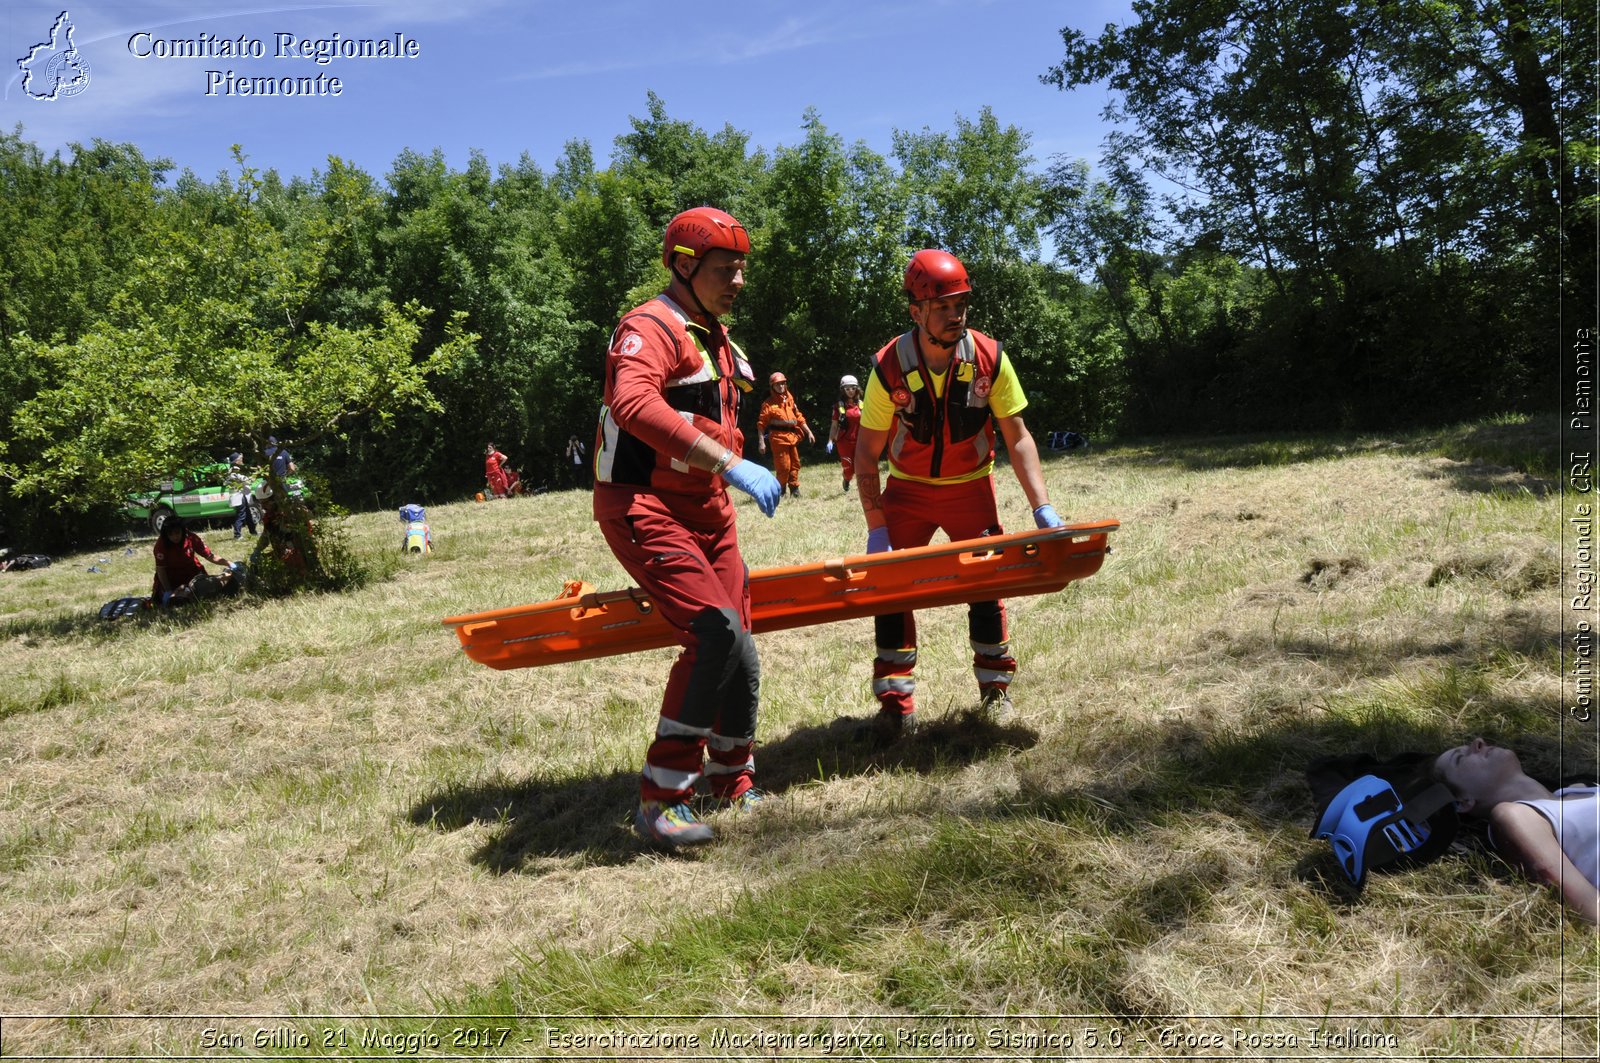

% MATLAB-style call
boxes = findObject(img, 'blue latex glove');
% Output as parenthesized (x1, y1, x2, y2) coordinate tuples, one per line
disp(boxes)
(1032, 504, 1065, 529)
(723, 459, 782, 517)
(866, 525, 891, 554)
(826, 440, 834, 454)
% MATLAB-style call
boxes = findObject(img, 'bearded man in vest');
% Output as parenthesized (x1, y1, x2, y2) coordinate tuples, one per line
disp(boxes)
(852, 249, 1065, 742)
(594, 206, 784, 848)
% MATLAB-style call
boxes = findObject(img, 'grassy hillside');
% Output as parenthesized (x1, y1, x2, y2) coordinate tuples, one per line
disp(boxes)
(1, 415, 1592, 1059)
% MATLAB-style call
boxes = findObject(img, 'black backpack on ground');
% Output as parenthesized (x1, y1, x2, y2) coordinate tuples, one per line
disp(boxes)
(0, 552, 52, 571)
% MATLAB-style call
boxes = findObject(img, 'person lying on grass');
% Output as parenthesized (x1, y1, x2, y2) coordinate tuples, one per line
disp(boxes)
(1433, 738, 1599, 924)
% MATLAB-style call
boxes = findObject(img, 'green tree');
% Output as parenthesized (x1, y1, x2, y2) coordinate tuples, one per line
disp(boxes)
(361, 147, 585, 500)
(1043, 0, 1583, 427)
(552, 158, 655, 371)
(893, 108, 1109, 434)
(737, 110, 906, 410)
(611, 92, 766, 229)
(0, 135, 173, 545)
(2, 151, 474, 584)
(1045, 146, 1267, 431)
(0, 134, 171, 349)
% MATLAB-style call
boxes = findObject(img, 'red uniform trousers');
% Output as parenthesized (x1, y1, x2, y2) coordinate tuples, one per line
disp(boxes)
(872, 476, 1016, 717)
(836, 428, 859, 488)
(599, 497, 758, 805)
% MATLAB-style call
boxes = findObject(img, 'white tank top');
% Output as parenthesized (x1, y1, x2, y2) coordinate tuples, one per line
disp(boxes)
(1512, 786, 1600, 888)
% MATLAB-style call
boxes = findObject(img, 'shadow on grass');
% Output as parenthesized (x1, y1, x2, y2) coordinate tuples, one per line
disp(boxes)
(1011, 694, 1593, 912)
(1085, 433, 1365, 471)
(1077, 416, 1559, 487)
(1416, 458, 1555, 497)
(0, 595, 250, 644)
(1223, 606, 1564, 669)
(407, 712, 1038, 874)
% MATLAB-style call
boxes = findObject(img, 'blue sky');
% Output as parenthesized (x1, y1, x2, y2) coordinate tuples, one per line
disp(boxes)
(3, 0, 1132, 185)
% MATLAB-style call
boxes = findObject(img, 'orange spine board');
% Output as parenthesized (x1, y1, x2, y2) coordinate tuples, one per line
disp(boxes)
(442, 520, 1118, 670)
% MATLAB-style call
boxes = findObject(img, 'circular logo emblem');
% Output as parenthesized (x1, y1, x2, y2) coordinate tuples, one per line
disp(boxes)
(891, 387, 911, 407)
(973, 376, 992, 398)
(619, 334, 643, 357)
(45, 52, 91, 97)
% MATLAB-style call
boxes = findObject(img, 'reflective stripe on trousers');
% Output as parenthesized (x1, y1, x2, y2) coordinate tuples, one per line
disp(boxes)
(600, 508, 759, 804)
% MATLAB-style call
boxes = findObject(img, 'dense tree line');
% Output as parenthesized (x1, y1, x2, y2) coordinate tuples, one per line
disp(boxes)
(1, 0, 1586, 549)
(1043, 0, 1592, 430)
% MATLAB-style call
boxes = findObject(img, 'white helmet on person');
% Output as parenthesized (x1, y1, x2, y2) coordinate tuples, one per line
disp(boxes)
(840, 374, 859, 388)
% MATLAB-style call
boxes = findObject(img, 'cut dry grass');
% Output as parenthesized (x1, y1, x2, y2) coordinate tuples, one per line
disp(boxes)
(1, 413, 1593, 1059)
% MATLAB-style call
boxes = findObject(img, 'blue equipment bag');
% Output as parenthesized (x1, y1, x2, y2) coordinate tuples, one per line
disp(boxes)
(1307, 754, 1458, 888)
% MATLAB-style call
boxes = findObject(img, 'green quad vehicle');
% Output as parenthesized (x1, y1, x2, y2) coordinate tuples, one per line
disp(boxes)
(123, 462, 304, 533)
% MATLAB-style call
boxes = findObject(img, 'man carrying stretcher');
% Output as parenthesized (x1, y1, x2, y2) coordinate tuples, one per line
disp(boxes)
(594, 206, 783, 850)
(854, 249, 1065, 743)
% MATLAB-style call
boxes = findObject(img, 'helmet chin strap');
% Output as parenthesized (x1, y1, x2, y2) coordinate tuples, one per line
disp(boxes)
(673, 257, 717, 320)
(920, 325, 965, 351)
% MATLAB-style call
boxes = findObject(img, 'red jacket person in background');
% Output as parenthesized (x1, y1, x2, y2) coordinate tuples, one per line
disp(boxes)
(756, 371, 815, 497)
(594, 206, 783, 849)
(151, 516, 231, 605)
(853, 249, 1064, 742)
(484, 444, 520, 498)
(827, 374, 863, 493)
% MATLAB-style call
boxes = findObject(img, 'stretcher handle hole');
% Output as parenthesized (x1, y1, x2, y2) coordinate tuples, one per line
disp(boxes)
(578, 588, 655, 616)
(958, 543, 1030, 563)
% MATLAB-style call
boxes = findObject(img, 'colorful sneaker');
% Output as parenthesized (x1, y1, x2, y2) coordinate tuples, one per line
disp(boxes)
(634, 801, 714, 849)
(975, 687, 1016, 724)
(720, 788, 768, 814)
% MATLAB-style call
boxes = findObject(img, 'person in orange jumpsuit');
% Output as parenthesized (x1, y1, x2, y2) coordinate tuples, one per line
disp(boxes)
(756, 371, 815, 497)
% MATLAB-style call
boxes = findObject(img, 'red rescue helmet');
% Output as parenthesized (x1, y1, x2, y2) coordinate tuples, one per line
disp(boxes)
(769, 371, 787, 386)
(904, 249, 971, 301)
(663, 207, 751, 271)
